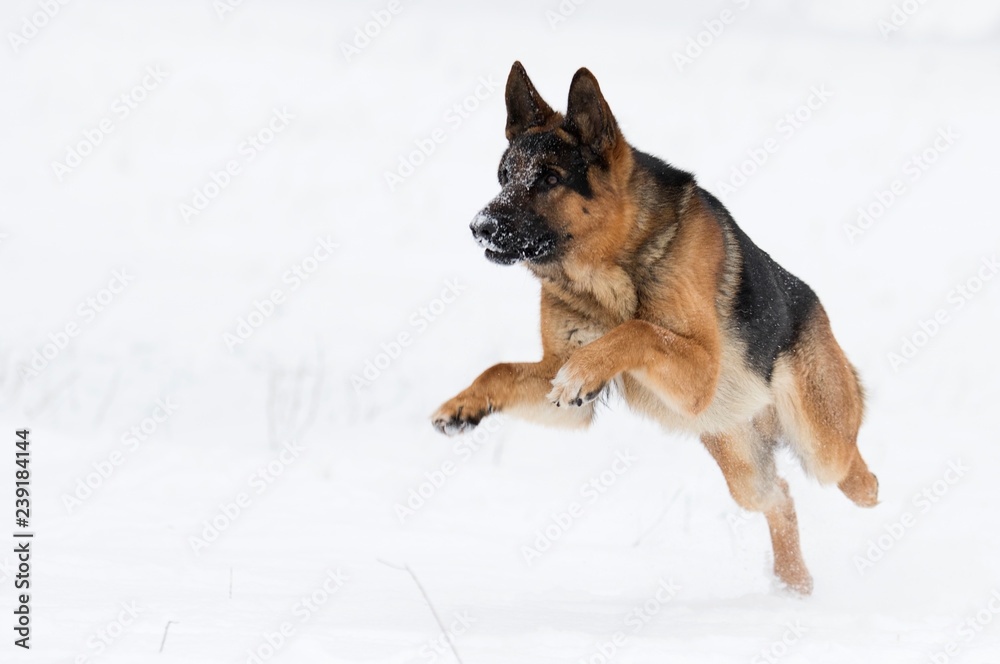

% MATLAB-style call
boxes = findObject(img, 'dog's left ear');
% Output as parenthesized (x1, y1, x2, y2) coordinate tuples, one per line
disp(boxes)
(565, 68, 621, 157)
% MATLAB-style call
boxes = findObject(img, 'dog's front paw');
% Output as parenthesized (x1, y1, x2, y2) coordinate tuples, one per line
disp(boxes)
(431, 392, 494, 436)
(547, 354, 609, 408)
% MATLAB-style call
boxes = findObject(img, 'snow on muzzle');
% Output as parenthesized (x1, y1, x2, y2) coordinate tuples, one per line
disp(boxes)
(470, 211, 502, 251)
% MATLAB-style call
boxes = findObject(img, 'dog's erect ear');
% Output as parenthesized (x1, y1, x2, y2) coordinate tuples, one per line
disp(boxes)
(565, 67, 620, 156)
(505, 61, 555, 141)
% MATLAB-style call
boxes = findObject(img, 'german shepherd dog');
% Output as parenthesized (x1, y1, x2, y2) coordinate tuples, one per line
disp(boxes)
(431, 62, 878, 594)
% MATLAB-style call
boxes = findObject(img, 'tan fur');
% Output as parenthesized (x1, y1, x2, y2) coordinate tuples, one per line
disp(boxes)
(701, 419, 813, 595)
(771, 307, 877, 505)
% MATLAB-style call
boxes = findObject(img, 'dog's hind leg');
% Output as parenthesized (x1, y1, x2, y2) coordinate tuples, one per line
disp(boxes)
(701, 414, 813, 595)
(772, 305, 878, 508)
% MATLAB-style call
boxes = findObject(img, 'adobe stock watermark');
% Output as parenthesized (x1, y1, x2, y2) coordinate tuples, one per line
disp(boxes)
(844, 126, 958, 243)
(384, 76, 501, 192)
(179, 107, 294, 223)
(244, 568, 349, 664)
(927, 587, 1000, 664)
(351, 277, 467, 392)
(0, 556, 14, 585)
(213, 0, 246, 21)
(61, 397, 179, 514)
(417, 611, 476, 663)
(7, 0, 71, 53)
(751, 621, 807, 664)
(189, 440, 305, 555)
(339, 0, 409, 63)
(19, 268, 135, 381)
(672, 0, 752, 73)
(714, 84, 833, 202)
(727, 507, 755, 533)
(223, 235, 339, 351)
(878, 0, 931, 39)
(887, 254, 997, 372)
(853, 459, 968, 575)
(545, 0, 587, 30)
(394, 415, 504, 524)
(577, 577, 679, 664)
(51, 65, 168, 182)
(72, 601, 144, 663)
(521, 449, 638, 565)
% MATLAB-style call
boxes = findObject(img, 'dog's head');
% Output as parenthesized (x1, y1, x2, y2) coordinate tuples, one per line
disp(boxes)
(470, 62, 628, 266)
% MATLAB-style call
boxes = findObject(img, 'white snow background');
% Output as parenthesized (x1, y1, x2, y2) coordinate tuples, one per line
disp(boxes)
(2, 0, 999, 662)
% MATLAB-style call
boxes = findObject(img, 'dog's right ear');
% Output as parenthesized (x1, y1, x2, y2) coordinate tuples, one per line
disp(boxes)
(505, 61, 555, 141)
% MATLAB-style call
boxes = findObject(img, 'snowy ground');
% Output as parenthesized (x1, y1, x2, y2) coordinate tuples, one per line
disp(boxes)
(2, 0, 1000, 662)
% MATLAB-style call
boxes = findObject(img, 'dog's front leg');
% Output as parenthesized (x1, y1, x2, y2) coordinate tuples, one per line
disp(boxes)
(432, 358, 594, 435)
(548, 319, 720, 417)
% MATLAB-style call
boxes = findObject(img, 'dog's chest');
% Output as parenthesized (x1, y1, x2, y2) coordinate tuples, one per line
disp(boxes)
(552, 316, 608, 352)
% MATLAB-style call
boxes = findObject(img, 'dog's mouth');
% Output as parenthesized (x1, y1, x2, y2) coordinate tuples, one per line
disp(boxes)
(476, 230, 559, 266)
(484, 248, 521, 265)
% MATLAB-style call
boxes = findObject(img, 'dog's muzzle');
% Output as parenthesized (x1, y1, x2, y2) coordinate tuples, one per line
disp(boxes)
(470, 212, 499, 249)
(470, 211, 521, 265)
(469, 209, 559, 265)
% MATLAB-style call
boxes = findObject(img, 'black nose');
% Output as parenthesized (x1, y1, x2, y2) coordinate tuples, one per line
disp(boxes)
(470, 213, 498, 241)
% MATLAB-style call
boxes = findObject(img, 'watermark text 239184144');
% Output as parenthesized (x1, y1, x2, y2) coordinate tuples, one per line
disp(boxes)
(13, 429, 32, 649)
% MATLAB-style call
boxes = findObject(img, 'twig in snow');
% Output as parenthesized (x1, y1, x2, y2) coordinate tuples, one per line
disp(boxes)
(266, 348, 325, 449)
(287, 366, 304, 439)
(158, 620, 177, 653)
(377, 559, 465, 664)
(294, 347, 324, 441)
(92, 368, 121, 428)
(376, 557, 406, 571)
(24, 370, 79, 419)
(267, 367, 279, 449)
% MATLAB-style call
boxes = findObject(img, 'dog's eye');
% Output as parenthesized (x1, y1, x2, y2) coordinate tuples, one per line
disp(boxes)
(538, 170, 560, 189)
